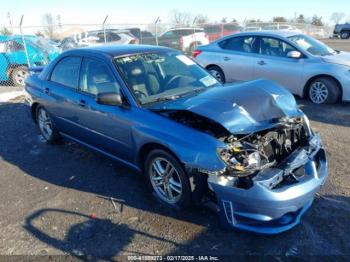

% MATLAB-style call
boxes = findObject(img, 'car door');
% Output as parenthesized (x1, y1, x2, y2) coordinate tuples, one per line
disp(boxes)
(216, 35, 258, 82)
(75, 57, 134, 161)
(253, 36, 304, 94)
(42, 56, 84, 139)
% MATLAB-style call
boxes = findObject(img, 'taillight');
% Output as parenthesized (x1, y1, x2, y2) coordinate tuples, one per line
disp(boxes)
(192, 50, 202, 58)
(129, 39, 138, 44)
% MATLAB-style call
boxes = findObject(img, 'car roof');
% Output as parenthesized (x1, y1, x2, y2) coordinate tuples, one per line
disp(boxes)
(64, 44, 174, 57)
(225, 30, 301, 39)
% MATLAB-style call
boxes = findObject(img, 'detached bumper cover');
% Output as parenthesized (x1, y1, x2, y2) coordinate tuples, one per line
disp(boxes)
(209, 133, 328, 234)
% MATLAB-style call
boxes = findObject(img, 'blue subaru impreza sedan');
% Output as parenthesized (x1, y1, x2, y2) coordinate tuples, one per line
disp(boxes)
(24, 45, 328, 234)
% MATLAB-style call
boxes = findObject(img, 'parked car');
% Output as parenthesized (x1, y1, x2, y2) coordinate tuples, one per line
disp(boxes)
(78, 30, 139, 46)
(25, 45, 327, 234)
(243, 26, 262, 32)
(0, 35, 60, 86)
(203, 23, 242, 42)
(333, 23, 350, 39)
(155, 28, 209, 53)
(194, 31, 350, 104)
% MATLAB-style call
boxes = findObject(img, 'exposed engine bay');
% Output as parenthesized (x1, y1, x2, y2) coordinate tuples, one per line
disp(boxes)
(155, 109, 310, 181)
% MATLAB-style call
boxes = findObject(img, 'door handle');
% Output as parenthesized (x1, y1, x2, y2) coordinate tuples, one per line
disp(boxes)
(43, 88, 50, 94)
(258, 60, 267, 66)
(224, 56, 230, 61)
(78, 99, 86, 107)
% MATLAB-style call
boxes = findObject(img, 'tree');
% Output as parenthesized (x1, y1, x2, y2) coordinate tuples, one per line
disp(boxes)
(42, 13, 57, 38)
(0, 27, 12, 35)
(330, 12, 345, 24)
(169, 10, 193, 27)
(273, 16, 287, 23)
(231, 18, 237, 23)
(195, 14, 209, 25)
(311, 15, 323, 26)
(221, 17, 227, 23)
(296, 14, 306, 24)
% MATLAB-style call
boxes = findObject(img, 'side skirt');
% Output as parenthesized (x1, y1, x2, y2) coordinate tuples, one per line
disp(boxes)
(60, 132, 142, 173)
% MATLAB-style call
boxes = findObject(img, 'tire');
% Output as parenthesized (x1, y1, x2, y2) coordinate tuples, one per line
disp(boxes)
(206, 65, 226, 84)
(144, 149, 193, 209)
(10, 66, 29, 87)
(308, 77, 340, 104)
(340, 31, 350, 39)
(36, 106, 61, 144)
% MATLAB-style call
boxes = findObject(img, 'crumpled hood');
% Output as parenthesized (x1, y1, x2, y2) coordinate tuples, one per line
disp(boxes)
(151, 79, 303, 134)
(321, 51, 350, 67)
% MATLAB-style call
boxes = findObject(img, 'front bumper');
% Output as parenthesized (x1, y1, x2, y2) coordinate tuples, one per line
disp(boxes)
(208, 133, 328, 234)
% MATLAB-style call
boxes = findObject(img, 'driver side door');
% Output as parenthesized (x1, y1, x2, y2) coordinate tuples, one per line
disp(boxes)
(76, 57, 135, 162)
(253, 37, 304, 95)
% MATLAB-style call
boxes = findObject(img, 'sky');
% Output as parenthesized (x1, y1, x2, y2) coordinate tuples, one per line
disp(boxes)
(1, 0, 349, 28)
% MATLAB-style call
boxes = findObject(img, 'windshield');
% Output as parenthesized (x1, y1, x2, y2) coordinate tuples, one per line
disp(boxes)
(115, 52, 220, 105)
(287, 34, 335, 56)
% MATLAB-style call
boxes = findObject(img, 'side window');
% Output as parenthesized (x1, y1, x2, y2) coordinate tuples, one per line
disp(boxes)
(50, 56, 81, 88)
(79, 58, 120, 95)
(162, 31, 175, 38)
(7, 40, 24, 52)
(260, 37, 296, 57)
(219, 36, 257, 53)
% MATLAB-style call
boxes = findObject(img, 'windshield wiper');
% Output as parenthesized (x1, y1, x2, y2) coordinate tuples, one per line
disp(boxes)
(151, 95, 181, 103)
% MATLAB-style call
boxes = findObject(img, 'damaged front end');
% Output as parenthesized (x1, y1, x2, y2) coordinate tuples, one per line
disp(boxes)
(207, 117, 328, 234)
(150, 80, 328, 234)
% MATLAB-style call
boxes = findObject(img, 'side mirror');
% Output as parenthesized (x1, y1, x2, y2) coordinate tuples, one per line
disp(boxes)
(96, 92, 123, 106)
(287, 50, 302, 59)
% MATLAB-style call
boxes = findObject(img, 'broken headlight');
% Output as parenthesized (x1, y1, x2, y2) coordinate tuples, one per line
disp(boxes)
(217, 146, 267, 177)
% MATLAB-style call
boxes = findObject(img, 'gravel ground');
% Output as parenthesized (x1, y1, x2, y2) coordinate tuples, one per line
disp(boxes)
(0, 39, 349, 260)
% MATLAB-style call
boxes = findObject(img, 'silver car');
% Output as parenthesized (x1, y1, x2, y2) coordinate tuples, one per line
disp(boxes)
(194, 31, 350, 104)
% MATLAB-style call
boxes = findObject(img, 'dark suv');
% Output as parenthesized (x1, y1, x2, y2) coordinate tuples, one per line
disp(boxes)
(333, 23, 350, 39)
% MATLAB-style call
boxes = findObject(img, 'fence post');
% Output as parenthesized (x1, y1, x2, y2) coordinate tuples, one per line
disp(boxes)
(19, 15, 31, 68)
(155, 17, 160, 46)
(102, 15, 109, 44)
(192, 16, 198, 52)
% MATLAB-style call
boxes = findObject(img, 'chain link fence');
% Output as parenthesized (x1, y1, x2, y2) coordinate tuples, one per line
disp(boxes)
(0, 21, 332, 88)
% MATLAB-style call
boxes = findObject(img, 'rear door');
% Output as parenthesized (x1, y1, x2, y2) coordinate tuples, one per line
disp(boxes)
(253, 36, 304, 94)
(216, 35, 258, 82)
(42, 56, 84, 138)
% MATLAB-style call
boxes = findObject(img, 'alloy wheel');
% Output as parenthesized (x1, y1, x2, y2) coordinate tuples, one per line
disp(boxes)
(209, 69, 222, 83)
(149, 157, 183, 204)
(309, 81, 329, 104)
(37, 108, 53, 140)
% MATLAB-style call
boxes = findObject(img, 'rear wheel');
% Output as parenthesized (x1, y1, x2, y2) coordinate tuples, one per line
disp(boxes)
(308, 77, 340, 104)
(10, 66, 29, 87)
(340, 31, 350, 39)
(36, 106, 60, 143)
(144, 149, 192, 208)
(207, 65, 226, 84)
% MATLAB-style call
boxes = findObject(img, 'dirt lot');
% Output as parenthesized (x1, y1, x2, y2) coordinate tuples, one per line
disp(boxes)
(0, 39, 349, 260)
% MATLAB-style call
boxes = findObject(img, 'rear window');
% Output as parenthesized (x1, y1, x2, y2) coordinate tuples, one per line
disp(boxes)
(50, 56, 81, 88)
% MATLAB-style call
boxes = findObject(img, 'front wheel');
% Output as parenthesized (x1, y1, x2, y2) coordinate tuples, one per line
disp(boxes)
(340, 31, 350, 39)
(308, 77, 340, 104)
(144, 150, 191, 208)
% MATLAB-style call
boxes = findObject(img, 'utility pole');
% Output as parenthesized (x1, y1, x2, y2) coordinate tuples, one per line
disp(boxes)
(102, 15, 109, 44)
(7, 12, 13, 33)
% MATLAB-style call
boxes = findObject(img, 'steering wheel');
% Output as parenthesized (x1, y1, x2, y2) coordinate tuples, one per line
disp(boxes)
(166, 75, 182, 89)
(133, 90, 147, 100)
